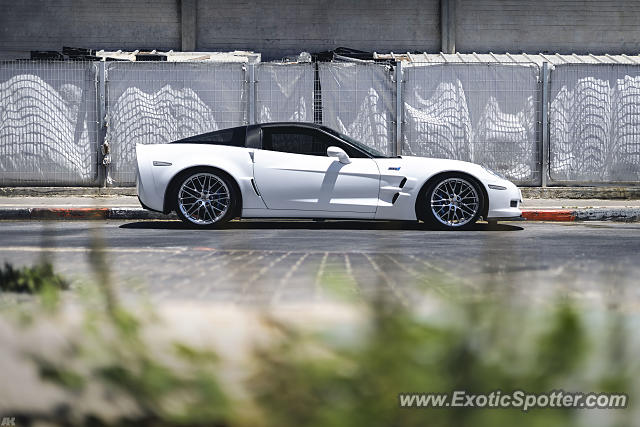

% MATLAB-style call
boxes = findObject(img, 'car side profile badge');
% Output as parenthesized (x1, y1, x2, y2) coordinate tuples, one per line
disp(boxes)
(388, 166, 401, 171)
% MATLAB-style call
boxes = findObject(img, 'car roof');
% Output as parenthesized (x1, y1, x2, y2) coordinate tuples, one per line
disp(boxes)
(251, 122, 328, 130)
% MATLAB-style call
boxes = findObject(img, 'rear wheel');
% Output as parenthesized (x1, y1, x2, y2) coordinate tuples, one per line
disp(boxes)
(417, 174, 484, 230)
(173, 170, 238, 227)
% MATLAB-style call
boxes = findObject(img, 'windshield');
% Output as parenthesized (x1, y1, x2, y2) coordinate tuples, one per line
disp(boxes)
(321, 126, 389, 158)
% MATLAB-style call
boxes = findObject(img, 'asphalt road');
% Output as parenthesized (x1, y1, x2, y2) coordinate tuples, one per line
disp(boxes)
(0, 220, 639, 307)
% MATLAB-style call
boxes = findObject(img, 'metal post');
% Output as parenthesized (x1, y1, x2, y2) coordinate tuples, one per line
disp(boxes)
(441, 0, 456, 54)
(395, 61, 403, 157)
(313, 61, 322, 124)
(181, 0, 197, 51)
(541, 62, 550, 187)
(247, 63, 256, 125)
(96, 61, 108, 187)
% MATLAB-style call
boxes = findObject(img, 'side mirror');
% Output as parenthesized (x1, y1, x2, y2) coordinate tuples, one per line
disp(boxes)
(327, 146, 351, 164)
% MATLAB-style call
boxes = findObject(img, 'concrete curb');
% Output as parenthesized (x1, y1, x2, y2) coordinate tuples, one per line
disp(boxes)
(0, 187, 137, 197)
(521, 209, 575, 222)
(520, 208, 640, 222)
(0, 207, 639, 222)
(572, 207, 640, 222)
(0, 207, 176, 221)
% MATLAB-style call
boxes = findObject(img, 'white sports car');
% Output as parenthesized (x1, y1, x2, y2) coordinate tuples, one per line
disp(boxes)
(136, 122, 522, 230)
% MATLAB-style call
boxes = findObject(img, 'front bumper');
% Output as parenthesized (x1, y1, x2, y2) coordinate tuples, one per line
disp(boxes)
(487, 215, 526, 222)
(486, 182, 523, 219)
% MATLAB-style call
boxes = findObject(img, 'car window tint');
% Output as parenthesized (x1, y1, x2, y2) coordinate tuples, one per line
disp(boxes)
(185, 129, 234, 143)
(173, 127, 246, 146)
(267, 130, 325, 155)
(262, 127, 367, 158)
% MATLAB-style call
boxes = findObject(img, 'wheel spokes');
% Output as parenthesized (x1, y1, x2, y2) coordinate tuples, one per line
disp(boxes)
(430, 178, 480, 227)
(178, 173, 231, 225)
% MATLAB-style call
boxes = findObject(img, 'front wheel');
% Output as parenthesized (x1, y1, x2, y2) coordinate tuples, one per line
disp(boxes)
(173, 170, 238, 227)
(417, 174, 484, 230)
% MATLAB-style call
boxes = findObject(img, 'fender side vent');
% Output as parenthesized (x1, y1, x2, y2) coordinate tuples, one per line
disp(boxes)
(251, 179, 261, 196)
(392, 192, 400, 204)
(399, 177, 407, 188)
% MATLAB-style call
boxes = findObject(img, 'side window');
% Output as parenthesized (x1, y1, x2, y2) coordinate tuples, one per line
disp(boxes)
(263, 128, 329, 156)
(268, 130, 319, 155)
(262, 127, 366, 158)
(185, 129, 234, 144)
(175, 127, 246, 146)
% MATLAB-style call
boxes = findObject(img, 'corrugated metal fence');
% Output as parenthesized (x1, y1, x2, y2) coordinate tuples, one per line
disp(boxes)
(0, 59, 639, 186)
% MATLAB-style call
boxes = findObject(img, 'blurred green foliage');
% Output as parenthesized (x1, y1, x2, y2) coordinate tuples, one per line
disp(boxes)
(249, 295, 632, 427)
(0, 260, 68, 294)
(1, 240, 634, 426)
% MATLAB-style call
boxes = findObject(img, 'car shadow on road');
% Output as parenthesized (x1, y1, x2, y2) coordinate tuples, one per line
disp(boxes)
(119, 220, 523, 232)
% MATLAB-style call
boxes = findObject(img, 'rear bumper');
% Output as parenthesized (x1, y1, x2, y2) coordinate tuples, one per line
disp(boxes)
(135, 145, 165, 212)
(137, 194, 163, 213)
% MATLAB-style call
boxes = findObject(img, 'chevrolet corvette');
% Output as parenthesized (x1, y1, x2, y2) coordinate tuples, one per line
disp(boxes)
(136, 122, 522, 229)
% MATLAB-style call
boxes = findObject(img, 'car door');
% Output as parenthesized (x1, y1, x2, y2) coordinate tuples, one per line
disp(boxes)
(252, 126, 380, 213)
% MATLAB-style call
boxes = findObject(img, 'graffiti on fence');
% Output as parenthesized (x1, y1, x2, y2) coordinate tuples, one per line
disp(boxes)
(319, 63, 396, 156)
(475, 96, 537, 180)
(106, 84, 221, 183)
(256, 64, 312, 123)
(402, 64, 539, 183)
(2, 60, 640, 187)
(105, 63, 246, 184)
(550, 66, 640, 182)
(403, 80, 473, 161)
(0, 72, 96, 184)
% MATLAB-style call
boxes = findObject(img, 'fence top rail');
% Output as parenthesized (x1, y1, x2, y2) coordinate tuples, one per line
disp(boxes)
(374, 52, 640, 67)
(103, 61, 249, 69)
(550, 61, 640, 68)
(0, 59, 251, 67)
(402, 61, 541, 73)
(0, 60, 98, 66)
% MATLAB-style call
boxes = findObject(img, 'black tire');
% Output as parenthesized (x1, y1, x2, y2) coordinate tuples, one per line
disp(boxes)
(170, 168, 239, 228)
(416, 173, 485, 230)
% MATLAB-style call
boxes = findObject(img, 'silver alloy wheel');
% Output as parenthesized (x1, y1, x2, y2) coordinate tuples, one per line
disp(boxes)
(178, 173, 230, 225)
(430, 177, 480, 227)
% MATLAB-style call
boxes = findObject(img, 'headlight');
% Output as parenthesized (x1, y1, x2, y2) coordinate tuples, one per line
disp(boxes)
(481, 165, 508, 181)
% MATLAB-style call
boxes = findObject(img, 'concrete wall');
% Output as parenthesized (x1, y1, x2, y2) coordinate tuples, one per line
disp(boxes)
(0, 0, 180, 60)
(196, 0, 441, 60)
(457, 0, 640, 55)
(2, 0, 640, 60)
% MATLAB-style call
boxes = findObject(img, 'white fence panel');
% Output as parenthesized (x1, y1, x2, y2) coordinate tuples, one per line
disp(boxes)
(550, 64, 640, 182)
(319, 62, 396, 156)
(0, 61, 98, 185)
(256, 63, 314, 123)
(4, 59, 640, 187)
(402, 63, 540, 184)
(105, 62, 246, 185)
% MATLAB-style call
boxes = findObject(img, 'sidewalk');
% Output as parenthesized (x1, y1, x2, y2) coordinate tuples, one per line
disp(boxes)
(0, 195, 639, 222)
